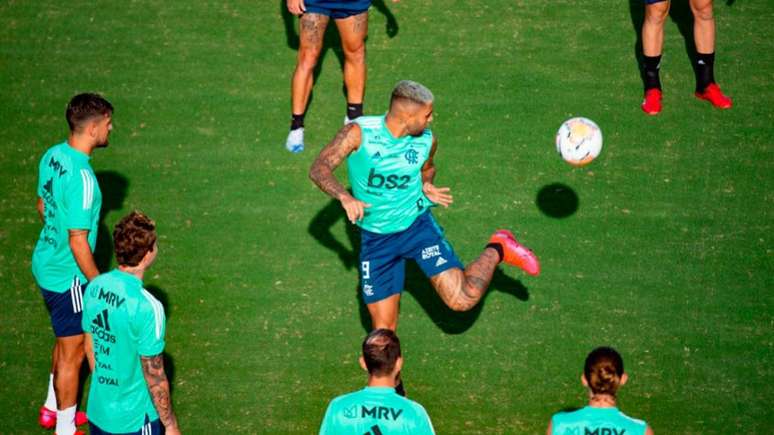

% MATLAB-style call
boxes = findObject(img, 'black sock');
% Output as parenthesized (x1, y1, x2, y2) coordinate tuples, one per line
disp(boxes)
(290, 113, 305, 131)
(694, 52, 716, 93)
(346, 103, 363, 120)
(486, 243, 504, 263)
(642, 55, 662, 91)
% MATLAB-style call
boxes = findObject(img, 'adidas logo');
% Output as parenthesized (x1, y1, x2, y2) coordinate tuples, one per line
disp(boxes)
(92, 309, 111, 331)
(435, 257, 447, 267)
(371, 151, 382, 160)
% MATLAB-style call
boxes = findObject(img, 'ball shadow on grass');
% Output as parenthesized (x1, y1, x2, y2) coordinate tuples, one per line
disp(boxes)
(536, 183, 579, 219)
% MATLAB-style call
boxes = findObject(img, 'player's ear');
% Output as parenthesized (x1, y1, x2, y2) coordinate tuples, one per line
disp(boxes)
(359, 356, 368, 372)
(394, 356, 403, 374)
(581, 374, 588, 387)
(619, 373, 628, 386)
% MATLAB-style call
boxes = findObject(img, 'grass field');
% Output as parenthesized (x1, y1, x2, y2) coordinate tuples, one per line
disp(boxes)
(1, 0, 772, 433)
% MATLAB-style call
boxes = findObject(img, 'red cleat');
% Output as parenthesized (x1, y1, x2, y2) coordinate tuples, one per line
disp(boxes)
(641, 88, 662, 115)
(55, 432, 84, 435)
(695, 83, 732, 109)
(39, 406, 88, 429)
(489, 230, 540, 276)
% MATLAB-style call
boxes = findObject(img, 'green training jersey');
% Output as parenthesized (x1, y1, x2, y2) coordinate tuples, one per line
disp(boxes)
(320, 386, 435, 435)
(551, 406, 647, 435)
(82, 269, 166, 433)
(348, 115, 434, 234)
(32, 141, 101, 291)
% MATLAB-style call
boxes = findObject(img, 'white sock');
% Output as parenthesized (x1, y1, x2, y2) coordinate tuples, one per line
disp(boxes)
(55, 405, 76, 435)
(44, 373, 57, 410)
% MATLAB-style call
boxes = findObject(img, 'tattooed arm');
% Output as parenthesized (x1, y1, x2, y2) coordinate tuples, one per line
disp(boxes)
(309, 123, 370, 223)
(141, 354, 181, 435)
(422, 136, 453, 207)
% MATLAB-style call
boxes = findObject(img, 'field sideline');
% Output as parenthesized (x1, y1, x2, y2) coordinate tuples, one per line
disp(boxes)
(1, 1, 772, 433)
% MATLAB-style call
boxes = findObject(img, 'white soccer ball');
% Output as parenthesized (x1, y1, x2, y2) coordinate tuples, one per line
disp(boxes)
(555, 117, 603, 167)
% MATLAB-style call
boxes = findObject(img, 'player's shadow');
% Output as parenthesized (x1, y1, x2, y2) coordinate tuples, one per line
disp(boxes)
(94, 171, 129, 271)
(536, 183, 579, 219)
(308, 199, 530, 334)
(280, 0, 399, 103)
(628, 0, 734, 89)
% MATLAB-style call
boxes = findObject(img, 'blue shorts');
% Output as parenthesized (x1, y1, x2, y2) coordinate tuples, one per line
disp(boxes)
(359, 211, 464, 304)
(90, 415, 161, 435)
(644, 0, 667, 4)
(40, 277, 85, 337)
(305, 0, 371, 19)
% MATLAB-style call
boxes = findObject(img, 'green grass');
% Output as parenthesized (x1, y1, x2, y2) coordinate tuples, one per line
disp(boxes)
(1, 0, 772, 433)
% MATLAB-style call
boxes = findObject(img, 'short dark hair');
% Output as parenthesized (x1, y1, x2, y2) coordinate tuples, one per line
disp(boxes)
(66, 93, 113, 132)
(113, 211, 156, 267)
(362, 329, 402, 376)
(584, 347, 625, 396)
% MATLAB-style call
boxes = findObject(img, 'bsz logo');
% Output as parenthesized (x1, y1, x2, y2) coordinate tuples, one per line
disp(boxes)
(404, 148, 419, 164)
(367, 168, 410, 190)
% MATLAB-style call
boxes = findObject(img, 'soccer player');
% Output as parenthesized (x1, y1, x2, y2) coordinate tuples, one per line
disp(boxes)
(319, 329, 435, 434)
(309, 80, 540, 333)
(284, 0, 375, 153)
(32, 93, 113, 434)
(82, 211, 181, 435)
(547, 347, 654, 435)
(640, 0, 732, 114)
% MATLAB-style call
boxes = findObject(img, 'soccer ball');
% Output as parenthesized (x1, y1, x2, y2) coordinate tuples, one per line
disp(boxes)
(555, 117, 603, 167)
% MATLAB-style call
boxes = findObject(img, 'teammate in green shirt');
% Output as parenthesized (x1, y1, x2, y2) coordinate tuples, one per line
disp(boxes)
(547, 347, 654, 435)
(320, 329, 435, 434)
(82, 211, 181, 435)
(32, 93, 113, 434)
(309, 80, 540, 333)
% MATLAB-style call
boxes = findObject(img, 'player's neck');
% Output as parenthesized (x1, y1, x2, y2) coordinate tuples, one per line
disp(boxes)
(367, 375, 397, 389)
(384, 113, 407, 139)
(118, 264, 146, 280)
(588, 393, 617, 408)
(68, 134, 94, 156)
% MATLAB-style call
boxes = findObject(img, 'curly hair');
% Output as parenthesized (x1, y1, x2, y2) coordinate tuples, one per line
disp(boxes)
(113, 211, 156, 267)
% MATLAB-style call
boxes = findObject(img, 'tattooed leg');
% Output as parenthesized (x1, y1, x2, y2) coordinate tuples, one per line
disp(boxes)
(430, 248, 500, 312)
(292, 13, 330, 114)
(335, 11, 368, 104)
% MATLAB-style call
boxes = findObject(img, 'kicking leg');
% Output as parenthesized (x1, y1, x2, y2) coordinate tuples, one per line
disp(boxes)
(430, 248, 500, 312)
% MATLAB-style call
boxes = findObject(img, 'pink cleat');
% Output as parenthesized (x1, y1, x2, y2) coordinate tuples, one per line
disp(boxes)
(39, 406, 88, 429)
(489, 230, 540, 276)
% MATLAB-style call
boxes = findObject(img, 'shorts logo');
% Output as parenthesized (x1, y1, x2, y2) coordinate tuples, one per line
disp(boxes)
(421, 245, 440, 260)
(363, 284, 374, 297)
(435, 257, 447, 267)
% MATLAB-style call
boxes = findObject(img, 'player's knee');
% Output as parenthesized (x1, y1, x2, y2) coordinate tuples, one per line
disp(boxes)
(297, 49, 321, 71)
(691, 5, 713, 21)
(645, 4, 669, 24)
(343, 43, 366, 64)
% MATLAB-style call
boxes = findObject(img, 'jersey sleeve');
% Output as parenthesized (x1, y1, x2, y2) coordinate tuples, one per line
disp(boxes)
(135, 290, 166, 356)
(64, 168, 96, 230)
(413, 403, 436, 435)
(318, 401, 336, 435)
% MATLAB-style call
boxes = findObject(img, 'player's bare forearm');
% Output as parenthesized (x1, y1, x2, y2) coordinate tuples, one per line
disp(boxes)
(69, 230, 99, 280)
(141, 354, 179, 431)
(37, 197, 44, 222)
(422, 136, 439, 184)
(309, 123, 360, 201)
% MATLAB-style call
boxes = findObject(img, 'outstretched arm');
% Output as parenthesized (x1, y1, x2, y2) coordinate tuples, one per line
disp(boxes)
(421, 136, 453, 207)
(141, 354, 180, 435)
(309, 123, 370, 223)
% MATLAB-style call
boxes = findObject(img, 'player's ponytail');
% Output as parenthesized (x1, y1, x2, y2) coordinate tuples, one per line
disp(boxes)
(584, 347, 624, 396)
